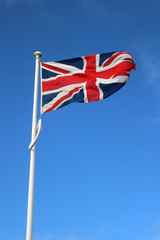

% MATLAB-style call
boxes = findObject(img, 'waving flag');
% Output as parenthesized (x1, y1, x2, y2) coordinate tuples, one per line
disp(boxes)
(41, 52, 135, 114)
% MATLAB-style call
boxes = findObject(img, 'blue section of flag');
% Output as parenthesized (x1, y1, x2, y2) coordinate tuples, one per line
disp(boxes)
(58, 57, 84, 70)
(42, 92, 61, 107)
(42, 68, 59, 79)
(100, 82, 125, 99)
(58, 89, 84, 109)
(99, 52, 115, 66)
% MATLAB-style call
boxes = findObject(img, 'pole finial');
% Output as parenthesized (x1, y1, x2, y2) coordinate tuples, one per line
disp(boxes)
(34, 51, 42, 59)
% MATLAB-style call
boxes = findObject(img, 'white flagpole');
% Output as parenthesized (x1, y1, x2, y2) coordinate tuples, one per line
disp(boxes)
(26, 51, 42, 240)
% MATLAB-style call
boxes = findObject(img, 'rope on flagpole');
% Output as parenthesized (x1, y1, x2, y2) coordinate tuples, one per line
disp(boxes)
(28, 118, 42, 150)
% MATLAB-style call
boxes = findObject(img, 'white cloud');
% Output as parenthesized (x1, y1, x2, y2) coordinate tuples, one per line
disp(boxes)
(63, 225, 109, 240)
(137, 39, 160, 97)
(132, 38, 160, 124)
(65, 235, 80, 240)
(152, 235, 160, 240)
(33, 233, 54, 240)
(30, 226, 109, 240)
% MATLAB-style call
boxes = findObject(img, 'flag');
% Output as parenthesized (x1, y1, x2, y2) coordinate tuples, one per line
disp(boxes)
(41, 52, 135, 114)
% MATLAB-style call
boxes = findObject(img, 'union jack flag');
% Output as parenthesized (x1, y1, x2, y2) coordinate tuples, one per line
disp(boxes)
(41, 52, 135, 114)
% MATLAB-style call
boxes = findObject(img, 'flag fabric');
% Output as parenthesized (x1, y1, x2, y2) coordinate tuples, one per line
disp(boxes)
(41, 52, 135, 114)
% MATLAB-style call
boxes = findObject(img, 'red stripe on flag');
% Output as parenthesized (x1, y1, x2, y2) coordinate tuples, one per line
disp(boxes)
(96, 61, 135, 79)
(103, 52, 134, 68)
(41, 63, 70, 74)
(44, 86, 82, 113)
(42, 73, 86, 92)
(86, 79, 100, 102)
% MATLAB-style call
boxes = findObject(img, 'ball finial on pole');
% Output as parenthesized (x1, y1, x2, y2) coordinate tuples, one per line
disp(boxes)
(34, 51, 42, 59)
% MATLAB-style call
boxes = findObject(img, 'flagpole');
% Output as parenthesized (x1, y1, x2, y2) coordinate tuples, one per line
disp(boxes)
(26, 51, 42, 240)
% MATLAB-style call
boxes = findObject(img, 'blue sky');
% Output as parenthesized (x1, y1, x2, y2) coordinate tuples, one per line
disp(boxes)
(0, 0, 160, 240)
